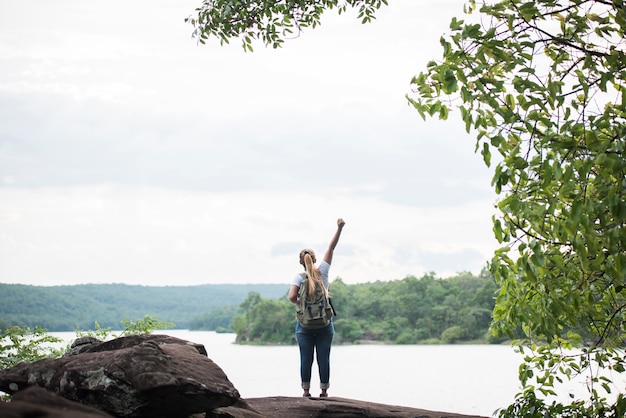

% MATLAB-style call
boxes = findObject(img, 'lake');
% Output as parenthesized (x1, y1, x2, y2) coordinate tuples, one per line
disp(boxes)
(48, 330, 604, 417)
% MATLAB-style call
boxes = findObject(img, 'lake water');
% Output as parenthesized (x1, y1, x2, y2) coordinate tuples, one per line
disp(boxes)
(49, 330, 614, 417)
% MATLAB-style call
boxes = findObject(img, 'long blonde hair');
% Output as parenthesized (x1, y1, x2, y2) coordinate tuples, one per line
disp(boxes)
(300, 249, 329, 299)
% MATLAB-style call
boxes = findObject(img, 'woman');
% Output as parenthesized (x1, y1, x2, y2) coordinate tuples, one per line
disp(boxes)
(288, 218, 346, 398)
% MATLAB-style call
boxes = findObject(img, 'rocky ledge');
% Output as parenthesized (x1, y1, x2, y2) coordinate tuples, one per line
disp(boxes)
(0, 334, 486, 418)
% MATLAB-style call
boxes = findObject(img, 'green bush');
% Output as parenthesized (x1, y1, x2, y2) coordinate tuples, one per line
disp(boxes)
(0, 326, 63, 370)
(395, 331, 417, 345)
(440, 326, 465, 344)
(2, 315, 173, 372)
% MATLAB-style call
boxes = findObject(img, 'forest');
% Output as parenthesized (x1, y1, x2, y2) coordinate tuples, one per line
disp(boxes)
(0, 272, 502, 346)
(196, 270, 505, 345)
(0, 283, 285, 331)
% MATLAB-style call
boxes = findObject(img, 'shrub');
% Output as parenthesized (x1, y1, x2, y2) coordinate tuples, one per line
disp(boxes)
(0, 325, 63, 370)
(440, 326, 465, 344)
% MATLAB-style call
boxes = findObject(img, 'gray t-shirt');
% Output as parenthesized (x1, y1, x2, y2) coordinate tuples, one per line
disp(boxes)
(291, 260, 330, 289)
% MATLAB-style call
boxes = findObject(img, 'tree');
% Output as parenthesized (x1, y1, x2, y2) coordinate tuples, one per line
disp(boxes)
(186, 0, 388, 51)
(231, 291, 295, 344)
(187, 1, 625, 414)
(408, 1, 626, 416)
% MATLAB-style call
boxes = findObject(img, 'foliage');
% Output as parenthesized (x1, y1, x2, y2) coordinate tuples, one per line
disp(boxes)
(0, 283, 286, 331)
(408, 0, 626, 415)
(0, 315, 175, 373)
(189, 305, 241, 332)
(231, 271, 499, 345)
(497, 390, 626, 418)
(75, 321, 113, 341)
(119, 315, 175, 336)
(441, 325, 465, 344)
(232, 292, 295, 344)
(186, 0, 389, 51)
(0, 326, 63, 370)
(75, 315, 176, 341)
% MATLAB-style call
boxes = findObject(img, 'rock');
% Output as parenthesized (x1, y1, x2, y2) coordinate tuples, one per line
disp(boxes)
(212, 396, 488, 418)
(64, 336, 105, 356)
(64, 334, 209, 357)
(0, 391, 489, 418)
(0, 334, 240, 418)
(0, 386, 114, 418)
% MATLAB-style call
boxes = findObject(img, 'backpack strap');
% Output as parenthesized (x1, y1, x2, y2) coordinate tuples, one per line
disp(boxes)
(329, 298, 336, 317)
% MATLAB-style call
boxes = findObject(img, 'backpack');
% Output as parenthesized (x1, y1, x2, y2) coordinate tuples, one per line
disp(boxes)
(296, 273, 335, 329)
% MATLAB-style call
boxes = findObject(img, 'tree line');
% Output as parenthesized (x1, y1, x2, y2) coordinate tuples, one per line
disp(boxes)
(1, 275, 502, 345)
(212, 271, 503, 345)
(0, 283, 285, 332)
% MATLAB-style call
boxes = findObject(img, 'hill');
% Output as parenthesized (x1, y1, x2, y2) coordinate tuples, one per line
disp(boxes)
(0, 283, 287, 331)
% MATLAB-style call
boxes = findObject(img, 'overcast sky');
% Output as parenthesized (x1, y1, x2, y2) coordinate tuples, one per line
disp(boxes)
(0, 0, 498, 287)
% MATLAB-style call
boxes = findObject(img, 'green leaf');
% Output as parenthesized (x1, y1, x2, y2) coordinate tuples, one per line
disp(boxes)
(442, 68, 458, 93)
(506, 93, 516, 108)
(481, 142, 491, 167)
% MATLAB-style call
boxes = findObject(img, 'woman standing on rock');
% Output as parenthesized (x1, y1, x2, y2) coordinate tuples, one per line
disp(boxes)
(288, 218, 345, 398)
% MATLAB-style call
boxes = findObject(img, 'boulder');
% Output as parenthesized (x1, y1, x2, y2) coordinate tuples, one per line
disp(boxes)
(0, 334, 239, 418)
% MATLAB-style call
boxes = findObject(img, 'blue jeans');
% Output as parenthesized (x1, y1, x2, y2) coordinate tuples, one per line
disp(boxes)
(295, 321, 334, 390)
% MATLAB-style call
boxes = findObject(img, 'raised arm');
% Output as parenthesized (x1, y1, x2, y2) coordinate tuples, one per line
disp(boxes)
(323, 218, 346, 265)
